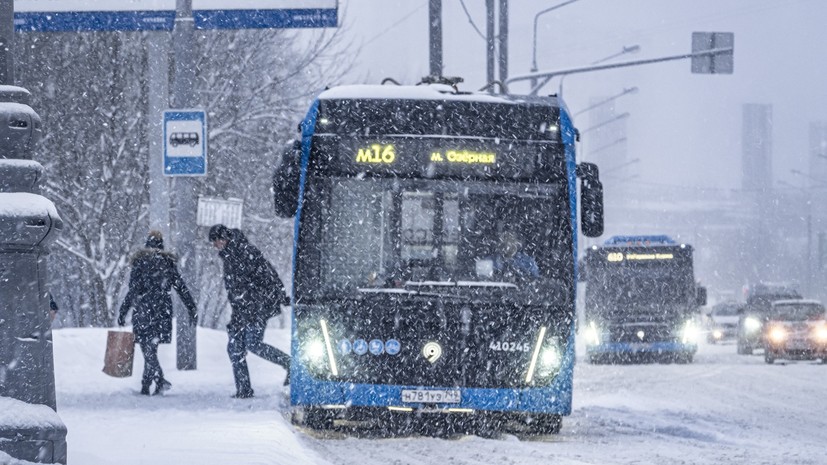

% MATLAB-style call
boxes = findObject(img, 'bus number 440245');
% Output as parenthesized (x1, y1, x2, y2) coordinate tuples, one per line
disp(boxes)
(489, 341, 530, 352)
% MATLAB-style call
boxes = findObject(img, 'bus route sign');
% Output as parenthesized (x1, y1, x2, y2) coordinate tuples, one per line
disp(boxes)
(163, 110, 207, 177)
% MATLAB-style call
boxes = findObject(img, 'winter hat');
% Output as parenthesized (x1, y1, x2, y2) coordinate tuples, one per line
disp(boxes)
(208, 224, 232, 242)
(145, 230, 164, 250)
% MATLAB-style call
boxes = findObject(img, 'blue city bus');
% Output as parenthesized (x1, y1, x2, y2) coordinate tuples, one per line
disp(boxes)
(580, 235, 706, 364)
(272, 79, 604, 434)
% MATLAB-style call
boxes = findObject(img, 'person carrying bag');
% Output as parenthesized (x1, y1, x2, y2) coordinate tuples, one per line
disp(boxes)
(117, 231, 198, 395)
(103, 329, 135, 378)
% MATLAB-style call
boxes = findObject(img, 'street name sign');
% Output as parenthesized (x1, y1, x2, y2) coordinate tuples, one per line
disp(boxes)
(14, 0, 337, 31)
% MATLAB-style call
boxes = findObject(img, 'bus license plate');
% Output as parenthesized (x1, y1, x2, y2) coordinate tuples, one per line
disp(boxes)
(401, 389, 461, 404)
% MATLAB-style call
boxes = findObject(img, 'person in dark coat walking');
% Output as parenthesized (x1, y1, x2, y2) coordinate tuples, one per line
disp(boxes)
(118, 231, 198, 395)
(209, 224, 290, 398)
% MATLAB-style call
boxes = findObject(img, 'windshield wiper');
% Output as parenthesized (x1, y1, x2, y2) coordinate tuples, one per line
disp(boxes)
(405, 280, 518, 289)
(357, 286, 471, 301)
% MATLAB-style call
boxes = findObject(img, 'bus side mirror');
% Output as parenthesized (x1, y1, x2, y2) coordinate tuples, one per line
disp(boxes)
(696, 287, 707, 307)
(577, 163, 604, 238)
(273, 140, 301, 218)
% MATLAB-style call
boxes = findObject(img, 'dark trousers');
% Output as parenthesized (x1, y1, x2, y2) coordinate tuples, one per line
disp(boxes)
(227, 323, 290, 395)
(138, 339, 164, 389)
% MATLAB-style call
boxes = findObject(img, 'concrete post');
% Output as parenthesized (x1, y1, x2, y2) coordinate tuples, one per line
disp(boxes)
(172, 0, 198, 370)
(0, 84, 68, 463)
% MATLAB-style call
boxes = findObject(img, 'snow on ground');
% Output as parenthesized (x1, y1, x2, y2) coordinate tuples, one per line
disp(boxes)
(53, 327, 825, 465)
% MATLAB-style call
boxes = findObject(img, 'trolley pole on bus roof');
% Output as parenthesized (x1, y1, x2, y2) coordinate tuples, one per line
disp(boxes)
(172, 0, 198, 370)
(0, 0, 12, 84)
(485, 0, 495, 86)
(498, 0, 508, 83)
(428, 0, 442, 77)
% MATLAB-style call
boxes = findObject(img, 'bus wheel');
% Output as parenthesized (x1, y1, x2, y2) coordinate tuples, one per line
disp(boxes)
(293, 407, 335, 430)
(526, 414, 562, 435)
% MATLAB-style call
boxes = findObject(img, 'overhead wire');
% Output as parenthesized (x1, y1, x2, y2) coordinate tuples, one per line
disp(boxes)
(538, 0, 809, 64)
(362, 1, 428, 48)
(458, 0, 487, 40)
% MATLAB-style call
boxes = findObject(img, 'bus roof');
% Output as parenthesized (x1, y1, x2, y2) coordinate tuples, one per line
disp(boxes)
(602, 235, 678, 246)
(772, 299, 822, 307)
(318, 84, 564, 108)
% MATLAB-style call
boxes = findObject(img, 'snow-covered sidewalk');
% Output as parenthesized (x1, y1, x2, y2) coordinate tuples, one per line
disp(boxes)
(54, 326, 328, 465)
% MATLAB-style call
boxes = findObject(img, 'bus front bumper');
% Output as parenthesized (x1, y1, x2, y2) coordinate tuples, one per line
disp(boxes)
(291, 378, 573, 415)
(587, 341, 697, 355)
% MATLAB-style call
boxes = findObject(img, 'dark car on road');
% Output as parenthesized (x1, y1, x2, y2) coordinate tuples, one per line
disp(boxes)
(763, 299, 827, 364)
(737, 283, 802, 355)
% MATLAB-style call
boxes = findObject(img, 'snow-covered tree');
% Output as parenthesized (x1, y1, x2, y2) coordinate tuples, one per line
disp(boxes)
(14, 27, 349, 327)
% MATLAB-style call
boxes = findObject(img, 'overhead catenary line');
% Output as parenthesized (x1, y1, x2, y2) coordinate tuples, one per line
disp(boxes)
(459, 0, 486, 40)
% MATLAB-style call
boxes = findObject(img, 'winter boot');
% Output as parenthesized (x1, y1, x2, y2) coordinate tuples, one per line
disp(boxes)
(154, 378, 172, 395)
(140, 385, 151, 396)
(232, 389, 254, 399)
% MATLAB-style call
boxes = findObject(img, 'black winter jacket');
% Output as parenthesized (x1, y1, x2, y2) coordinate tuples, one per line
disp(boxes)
(218, 230, 288, 331)
(118, 249, 197, 344)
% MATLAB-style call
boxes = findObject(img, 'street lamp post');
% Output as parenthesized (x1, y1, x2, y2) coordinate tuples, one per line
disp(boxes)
(589, 137, 627, 156)
(602, 157, 640, 176)
(791, 169, 827, 189)
(557, 44, 640, 96)
(530, 0, 580, 88)
(574, 87, 638, 117)
(580, 112, 630, 134)
(592, 45, 641, 64)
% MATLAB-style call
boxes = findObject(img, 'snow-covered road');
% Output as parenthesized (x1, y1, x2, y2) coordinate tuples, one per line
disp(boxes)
(53, 328, 825, 465)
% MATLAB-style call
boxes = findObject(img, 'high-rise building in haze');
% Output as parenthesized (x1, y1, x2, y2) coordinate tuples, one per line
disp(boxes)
(741, 104, 773, 191)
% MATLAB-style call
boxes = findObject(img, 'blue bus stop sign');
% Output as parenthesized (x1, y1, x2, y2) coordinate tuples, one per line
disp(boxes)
(163, 110, 207, 176)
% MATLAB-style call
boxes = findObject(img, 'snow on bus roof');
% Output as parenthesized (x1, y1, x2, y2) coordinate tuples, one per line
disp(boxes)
(603, 235, 677, 246)
(318, 84, 553, 105)
(772, 299, 822, 306)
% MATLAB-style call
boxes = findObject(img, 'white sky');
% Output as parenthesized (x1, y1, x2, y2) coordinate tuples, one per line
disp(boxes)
(333, 0, 827, 191)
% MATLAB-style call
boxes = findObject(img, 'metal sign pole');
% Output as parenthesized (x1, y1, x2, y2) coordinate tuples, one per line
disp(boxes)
(148, 31, 170, 238)
(172, 0, 198, 370)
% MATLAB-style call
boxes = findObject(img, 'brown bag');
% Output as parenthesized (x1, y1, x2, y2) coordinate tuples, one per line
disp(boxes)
(103, 330, 134, 377)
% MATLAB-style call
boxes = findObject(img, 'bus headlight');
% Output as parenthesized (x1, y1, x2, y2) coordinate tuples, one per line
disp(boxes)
(812, 325, 827, 343)
(525, 327, 563, 383)
(744, 317, 762, 333)
(768, 326, 787, 344)
(536, 345, 562, 378)
(301, 339, 326, 366)
(584, 321, 601, 346)
(681, 320, 699, 344)
(300, 319, 339, 376)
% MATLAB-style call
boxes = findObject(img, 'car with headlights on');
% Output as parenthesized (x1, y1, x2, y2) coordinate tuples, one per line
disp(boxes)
(705, 300, 742, 343)
(763, 300, 827, 364)
(737, 283, 802, 355)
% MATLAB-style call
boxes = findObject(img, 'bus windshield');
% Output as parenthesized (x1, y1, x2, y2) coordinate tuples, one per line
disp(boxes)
(301, 176, 571, 301)
(600, 269, 690, 307)
(770, 303, 825, 321)
(587, 258, 694, 316)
